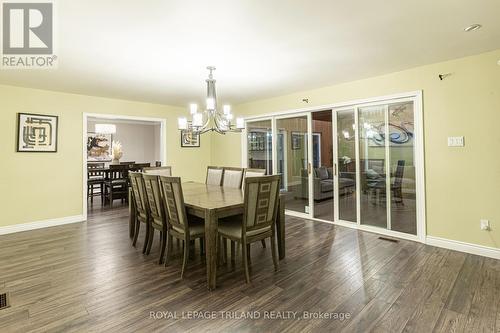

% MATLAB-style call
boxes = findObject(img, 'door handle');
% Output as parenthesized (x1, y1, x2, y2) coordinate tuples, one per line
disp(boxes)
(307, 162, 312, 174)
(334, 163, 338, 176)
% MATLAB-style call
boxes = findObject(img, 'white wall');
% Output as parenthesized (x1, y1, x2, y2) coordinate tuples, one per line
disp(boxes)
(88, 119, 161, 165)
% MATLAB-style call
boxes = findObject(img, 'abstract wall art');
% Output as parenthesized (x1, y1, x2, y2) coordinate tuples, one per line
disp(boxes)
(17, 113, 58, 152)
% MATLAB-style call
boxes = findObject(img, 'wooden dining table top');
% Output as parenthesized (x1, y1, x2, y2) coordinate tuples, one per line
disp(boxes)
(181, 182, 245, 210)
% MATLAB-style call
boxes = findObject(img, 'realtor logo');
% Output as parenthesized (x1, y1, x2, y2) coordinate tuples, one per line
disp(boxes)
(1, 1, 57, 68)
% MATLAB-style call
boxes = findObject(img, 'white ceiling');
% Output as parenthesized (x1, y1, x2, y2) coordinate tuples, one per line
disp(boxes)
(1, 0, 499, 107)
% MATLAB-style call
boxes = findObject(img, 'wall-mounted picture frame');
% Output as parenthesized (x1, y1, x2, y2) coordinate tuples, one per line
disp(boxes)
(291, 132, 302, 150)
(17, 113, 58, 152)
(87, 132, 113, 161)
(181, 130, 200, 147)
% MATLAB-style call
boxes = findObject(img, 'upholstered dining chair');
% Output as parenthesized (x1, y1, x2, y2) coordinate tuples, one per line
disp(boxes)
(217, 175, 281, 283)
(159, 176, 205, 278)
(206, 166, 224, 186)
(242, 168, 266, 192)
(142, 174, 169, 264)
(129, 172, 150, 254)
(222, 167, 244, 188)
(143, 166, 172, 176)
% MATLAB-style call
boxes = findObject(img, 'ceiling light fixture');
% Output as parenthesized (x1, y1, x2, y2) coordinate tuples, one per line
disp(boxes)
(178, 66, 244, 135)
(464, 24, 482, 32)
(95, 124, 116, 134)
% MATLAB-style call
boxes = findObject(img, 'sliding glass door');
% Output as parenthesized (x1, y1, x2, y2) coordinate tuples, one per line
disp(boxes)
(246, 120, 273, 175)
(276, 114, 311, 215)
(335, 109, 357, 223)
(244, 94, 421, 239)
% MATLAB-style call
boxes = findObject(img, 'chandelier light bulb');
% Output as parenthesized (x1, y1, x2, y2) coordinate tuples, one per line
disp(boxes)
(178, 117, 188, 130)
(189, 103, 198, 115)
(193, 113, 203, 127)
(236, 117, 245, 129)
(223, 105, 231, 115)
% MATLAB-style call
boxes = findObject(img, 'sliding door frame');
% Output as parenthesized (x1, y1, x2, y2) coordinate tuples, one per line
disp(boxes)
(241, 90, 425, 243)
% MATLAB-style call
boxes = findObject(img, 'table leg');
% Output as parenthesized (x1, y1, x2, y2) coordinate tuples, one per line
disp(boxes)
(276, 196, 285, 260)
(205, 209, 218, 290)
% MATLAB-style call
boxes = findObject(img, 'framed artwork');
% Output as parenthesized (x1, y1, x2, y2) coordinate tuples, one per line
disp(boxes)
(17, 113, 58, 152)
(87, 132, 112, 161)
(181, 131, 200, 147)
(291, 132, 302, 150)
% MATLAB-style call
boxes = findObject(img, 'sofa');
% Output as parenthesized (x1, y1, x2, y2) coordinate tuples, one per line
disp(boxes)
(300, 166, 355, 201)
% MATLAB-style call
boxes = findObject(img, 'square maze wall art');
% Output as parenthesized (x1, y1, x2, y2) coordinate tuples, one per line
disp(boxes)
(17, 113, 58, 152)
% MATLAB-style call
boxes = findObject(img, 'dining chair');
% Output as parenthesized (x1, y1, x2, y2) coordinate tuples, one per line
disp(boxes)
(129, 172, 150, 254)
(217, 175, 281, 283)
(142, 174, 168, 264)
(222, 167, 244, 188)
(242, 168, 266, 191)
(143, 166, 172, 176)
(87, 162, 105, 205)
(159, 176, 205, 278)
(206, 166, 224, 186)
(104, 164, 129, 207)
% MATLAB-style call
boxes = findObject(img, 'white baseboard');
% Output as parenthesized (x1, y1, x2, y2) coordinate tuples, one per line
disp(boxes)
(0, 215, 86, 235)
(426, 236, 500, 260)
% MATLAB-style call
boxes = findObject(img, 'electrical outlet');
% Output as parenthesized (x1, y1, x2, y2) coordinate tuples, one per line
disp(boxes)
(480, 219, 490, 231)
(448, 136, 465, 147)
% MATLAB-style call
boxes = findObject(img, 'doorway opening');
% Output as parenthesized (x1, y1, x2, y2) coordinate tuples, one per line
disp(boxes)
(82, 113, 166, 219)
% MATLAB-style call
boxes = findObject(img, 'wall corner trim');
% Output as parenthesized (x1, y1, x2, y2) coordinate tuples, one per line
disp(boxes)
(426, 236, 500, 260)
(0, 215, 86, 236)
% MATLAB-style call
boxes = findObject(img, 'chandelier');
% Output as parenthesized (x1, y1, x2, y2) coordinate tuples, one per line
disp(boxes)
(177, 66, 244, 135)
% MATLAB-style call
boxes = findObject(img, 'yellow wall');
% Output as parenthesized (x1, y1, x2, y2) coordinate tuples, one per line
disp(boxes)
(212, 49, 500, 249)
(0, 85, 211, 227)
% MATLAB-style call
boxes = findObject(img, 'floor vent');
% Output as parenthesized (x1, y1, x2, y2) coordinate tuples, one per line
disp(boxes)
(0, 293, 10, 310)
(379, 237, 399, 243)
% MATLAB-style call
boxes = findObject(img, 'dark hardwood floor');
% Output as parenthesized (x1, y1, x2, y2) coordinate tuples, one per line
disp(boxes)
(1, 202, 499, 332)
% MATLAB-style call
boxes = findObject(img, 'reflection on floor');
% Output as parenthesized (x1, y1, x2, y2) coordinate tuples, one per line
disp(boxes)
(281, 189, 417, 235)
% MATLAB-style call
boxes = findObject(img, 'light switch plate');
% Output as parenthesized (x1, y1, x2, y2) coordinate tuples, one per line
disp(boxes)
(448, 136, 465, 147)
(481, 219, 490, 231)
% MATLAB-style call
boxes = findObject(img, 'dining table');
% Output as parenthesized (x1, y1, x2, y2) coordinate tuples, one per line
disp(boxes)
(128, 181, 286, 290)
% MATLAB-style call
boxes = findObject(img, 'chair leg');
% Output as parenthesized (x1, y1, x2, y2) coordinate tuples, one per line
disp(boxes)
(223, 238, 228, 264)
(246, 244, 251, 265)
(110, 187, 114, 208)
(132, 219, 140, 247)
(90, 184, 94, 204)
(142, 223, 150, 254)
(164, 234, 172, 267)
(200, 238, 204, 256)
(158, 229, 167, 264)
(146, 227, 154, 255)
(242, 241, 251, 283)
(100, 183, 104, 206)
(230, 240, 235, 264)
(261, 239, 266, 248)
(181, 237, 189, 279)
(270, 235, 279, 271)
